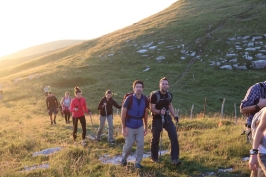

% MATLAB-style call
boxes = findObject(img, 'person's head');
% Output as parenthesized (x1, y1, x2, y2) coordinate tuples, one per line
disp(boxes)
(65, 91, 70, 97)
(48, 92, 52, 96)
(132, 80, 144, 95)
(105, 90, 112, 99)
(74, 86, 82, 98)
(159, 77, 169, 92)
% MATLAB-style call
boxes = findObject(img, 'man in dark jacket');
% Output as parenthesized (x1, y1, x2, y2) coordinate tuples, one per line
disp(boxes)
(96, 90, 121, 143)
(46, 89, 59, 125)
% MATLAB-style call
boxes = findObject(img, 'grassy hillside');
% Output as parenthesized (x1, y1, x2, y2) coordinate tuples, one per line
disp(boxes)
(0, 40, 85, 70)
(1, 0, 266, 116)
(1, 0, 264, 176)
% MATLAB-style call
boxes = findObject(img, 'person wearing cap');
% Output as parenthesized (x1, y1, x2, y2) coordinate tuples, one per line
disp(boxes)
(44, 86, 50, 97)
(96, 90, 121, 143)
(46, 88, 59, 125)
(70, 86, 90, 146)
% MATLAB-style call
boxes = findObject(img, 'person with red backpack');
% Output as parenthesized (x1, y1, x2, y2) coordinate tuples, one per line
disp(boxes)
(150, 77, 181, 165)
(120, 80, 149, 169)
(96, 90, 121, 143)
(60, 91, 72, 124)
(70, 86, 90, 146)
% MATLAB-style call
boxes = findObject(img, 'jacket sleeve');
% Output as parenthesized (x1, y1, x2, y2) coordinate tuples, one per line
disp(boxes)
(98, 98, 104, 110)
(112, 99, 122, 109)
(70, 99, 75, 113)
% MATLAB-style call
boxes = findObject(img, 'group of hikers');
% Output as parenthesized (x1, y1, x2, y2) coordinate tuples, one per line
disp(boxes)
(45, 77, 181, 169)
(44, 77, 266, 172)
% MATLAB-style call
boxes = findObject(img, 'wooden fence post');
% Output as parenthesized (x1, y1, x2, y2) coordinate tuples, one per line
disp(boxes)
(221, 98, 226, 118)
(234, 103, 237, 123)
(203, 98, 207, 118)
(190, 104, 194, 119)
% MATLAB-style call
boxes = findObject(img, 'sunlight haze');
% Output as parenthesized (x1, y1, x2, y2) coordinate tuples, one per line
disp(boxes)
(0, 0, 177, 58)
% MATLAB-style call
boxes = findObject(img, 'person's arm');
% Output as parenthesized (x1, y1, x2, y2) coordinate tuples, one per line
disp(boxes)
(150, 94, 161, 114)
(240, 85, 266, 114)
(97, 98, 104, 110)
(70, 99, 74, 113)
(112, 99, 122, 109)
(46, 97, 49, 109)
(249, 109, 266, 171)
(121, 96, 131, 137)
(143, 107, 148, 136)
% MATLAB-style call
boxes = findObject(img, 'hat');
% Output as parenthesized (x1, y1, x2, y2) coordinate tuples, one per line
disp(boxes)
(47, 86, 52, 92)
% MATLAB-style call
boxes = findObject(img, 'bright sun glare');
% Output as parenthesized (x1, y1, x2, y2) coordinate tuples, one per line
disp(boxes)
(0, 0, 177, 58)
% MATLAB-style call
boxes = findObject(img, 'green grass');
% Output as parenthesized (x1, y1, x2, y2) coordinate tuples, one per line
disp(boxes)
(0, 0, 265, 176)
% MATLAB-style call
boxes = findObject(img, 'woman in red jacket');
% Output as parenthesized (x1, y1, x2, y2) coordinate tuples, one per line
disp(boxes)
(70, 86, 89, 146)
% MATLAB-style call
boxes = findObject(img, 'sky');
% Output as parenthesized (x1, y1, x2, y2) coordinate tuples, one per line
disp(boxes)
(0, 0, 177, 58)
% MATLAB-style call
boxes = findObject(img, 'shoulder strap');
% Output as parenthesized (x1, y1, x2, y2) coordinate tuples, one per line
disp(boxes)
(259, 82, 266, 99)
(128, 95, 134, 110)
(155, 91, 160, 104)
(167, 91, 172, 100)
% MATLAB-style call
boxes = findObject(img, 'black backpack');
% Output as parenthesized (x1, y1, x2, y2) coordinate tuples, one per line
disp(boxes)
(148, 90, 172, 105)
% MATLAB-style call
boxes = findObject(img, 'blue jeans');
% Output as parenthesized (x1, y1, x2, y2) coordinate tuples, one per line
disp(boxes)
(150, 115, 179, 160)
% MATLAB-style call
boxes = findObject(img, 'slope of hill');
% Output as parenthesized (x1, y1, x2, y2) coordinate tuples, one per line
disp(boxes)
(0, 40, 85, 60)
(0, 0, 266, 116)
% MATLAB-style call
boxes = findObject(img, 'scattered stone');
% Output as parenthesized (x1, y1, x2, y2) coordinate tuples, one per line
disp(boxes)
(247, 42, 254, 47)
(99, 150, 169, 165)
(243, 54, 253, 60)
(181, 57, 186, 60)
(229, 58, 237, 62)
(227, 38, 236, 41)
(242, 36, 250, 40)
(233, 64, 247, 70)
(156, 56, 166, 61)
(243, 40, 248, 43)
(255, 46, 261, 50)
(236, 47, 243, 50)
(260, 41, 264, 45)
(158, 41, 165, 45)
(235, 42, 241, 45)
(22, 164, 49, 171)
(259, 50, 266, 54)
(148, 46, 157, 50)
(226, 53, 236, 57)
(252, 36, 263, 41)
(190, 52, 196, 57)
(264, 34, 266, 37)
(108, 53, 114, 57)
(220, 65, 233, 70)
(137, 49, 148, 53)
(252, 60, 266, 69)
(216, 62, 221, 66)
(142, 42, 153, 48)
(218, 168, 233, 172)
(256, 53, 266, 59)
(33, 147, 62, 157)
(143, 67, 150, 72)
(242, 157, 249, 161)
(245, 48, 256, 51)
(126, 39, 130, 43)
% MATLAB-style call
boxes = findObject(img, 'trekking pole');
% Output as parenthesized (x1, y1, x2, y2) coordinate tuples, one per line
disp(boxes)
(159, 107, 166, 170)
(104, 102, 109, 130)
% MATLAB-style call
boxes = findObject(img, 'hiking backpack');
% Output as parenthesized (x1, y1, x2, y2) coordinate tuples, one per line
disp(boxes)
(122, 92, 149, 118)
(148, 90, 172, 105)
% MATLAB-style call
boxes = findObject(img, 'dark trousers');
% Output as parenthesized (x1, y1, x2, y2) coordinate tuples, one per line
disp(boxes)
(64, 110, 71, 123)
(150, 115, 179, 160)
(73, 116, 86, 140)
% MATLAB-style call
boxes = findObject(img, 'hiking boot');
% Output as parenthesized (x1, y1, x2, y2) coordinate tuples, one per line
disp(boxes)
(135, 163, 144, 169)
(54, 120, 56, 124)
(121, 159, 127, 166)
(50, 121, 53, 125)
(109, 140, 115, 144)
(151, 158, 159, 163)
(81, 140, 87, 146)
(171, 159, 182, 165)
(95, 136, 101, 141)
